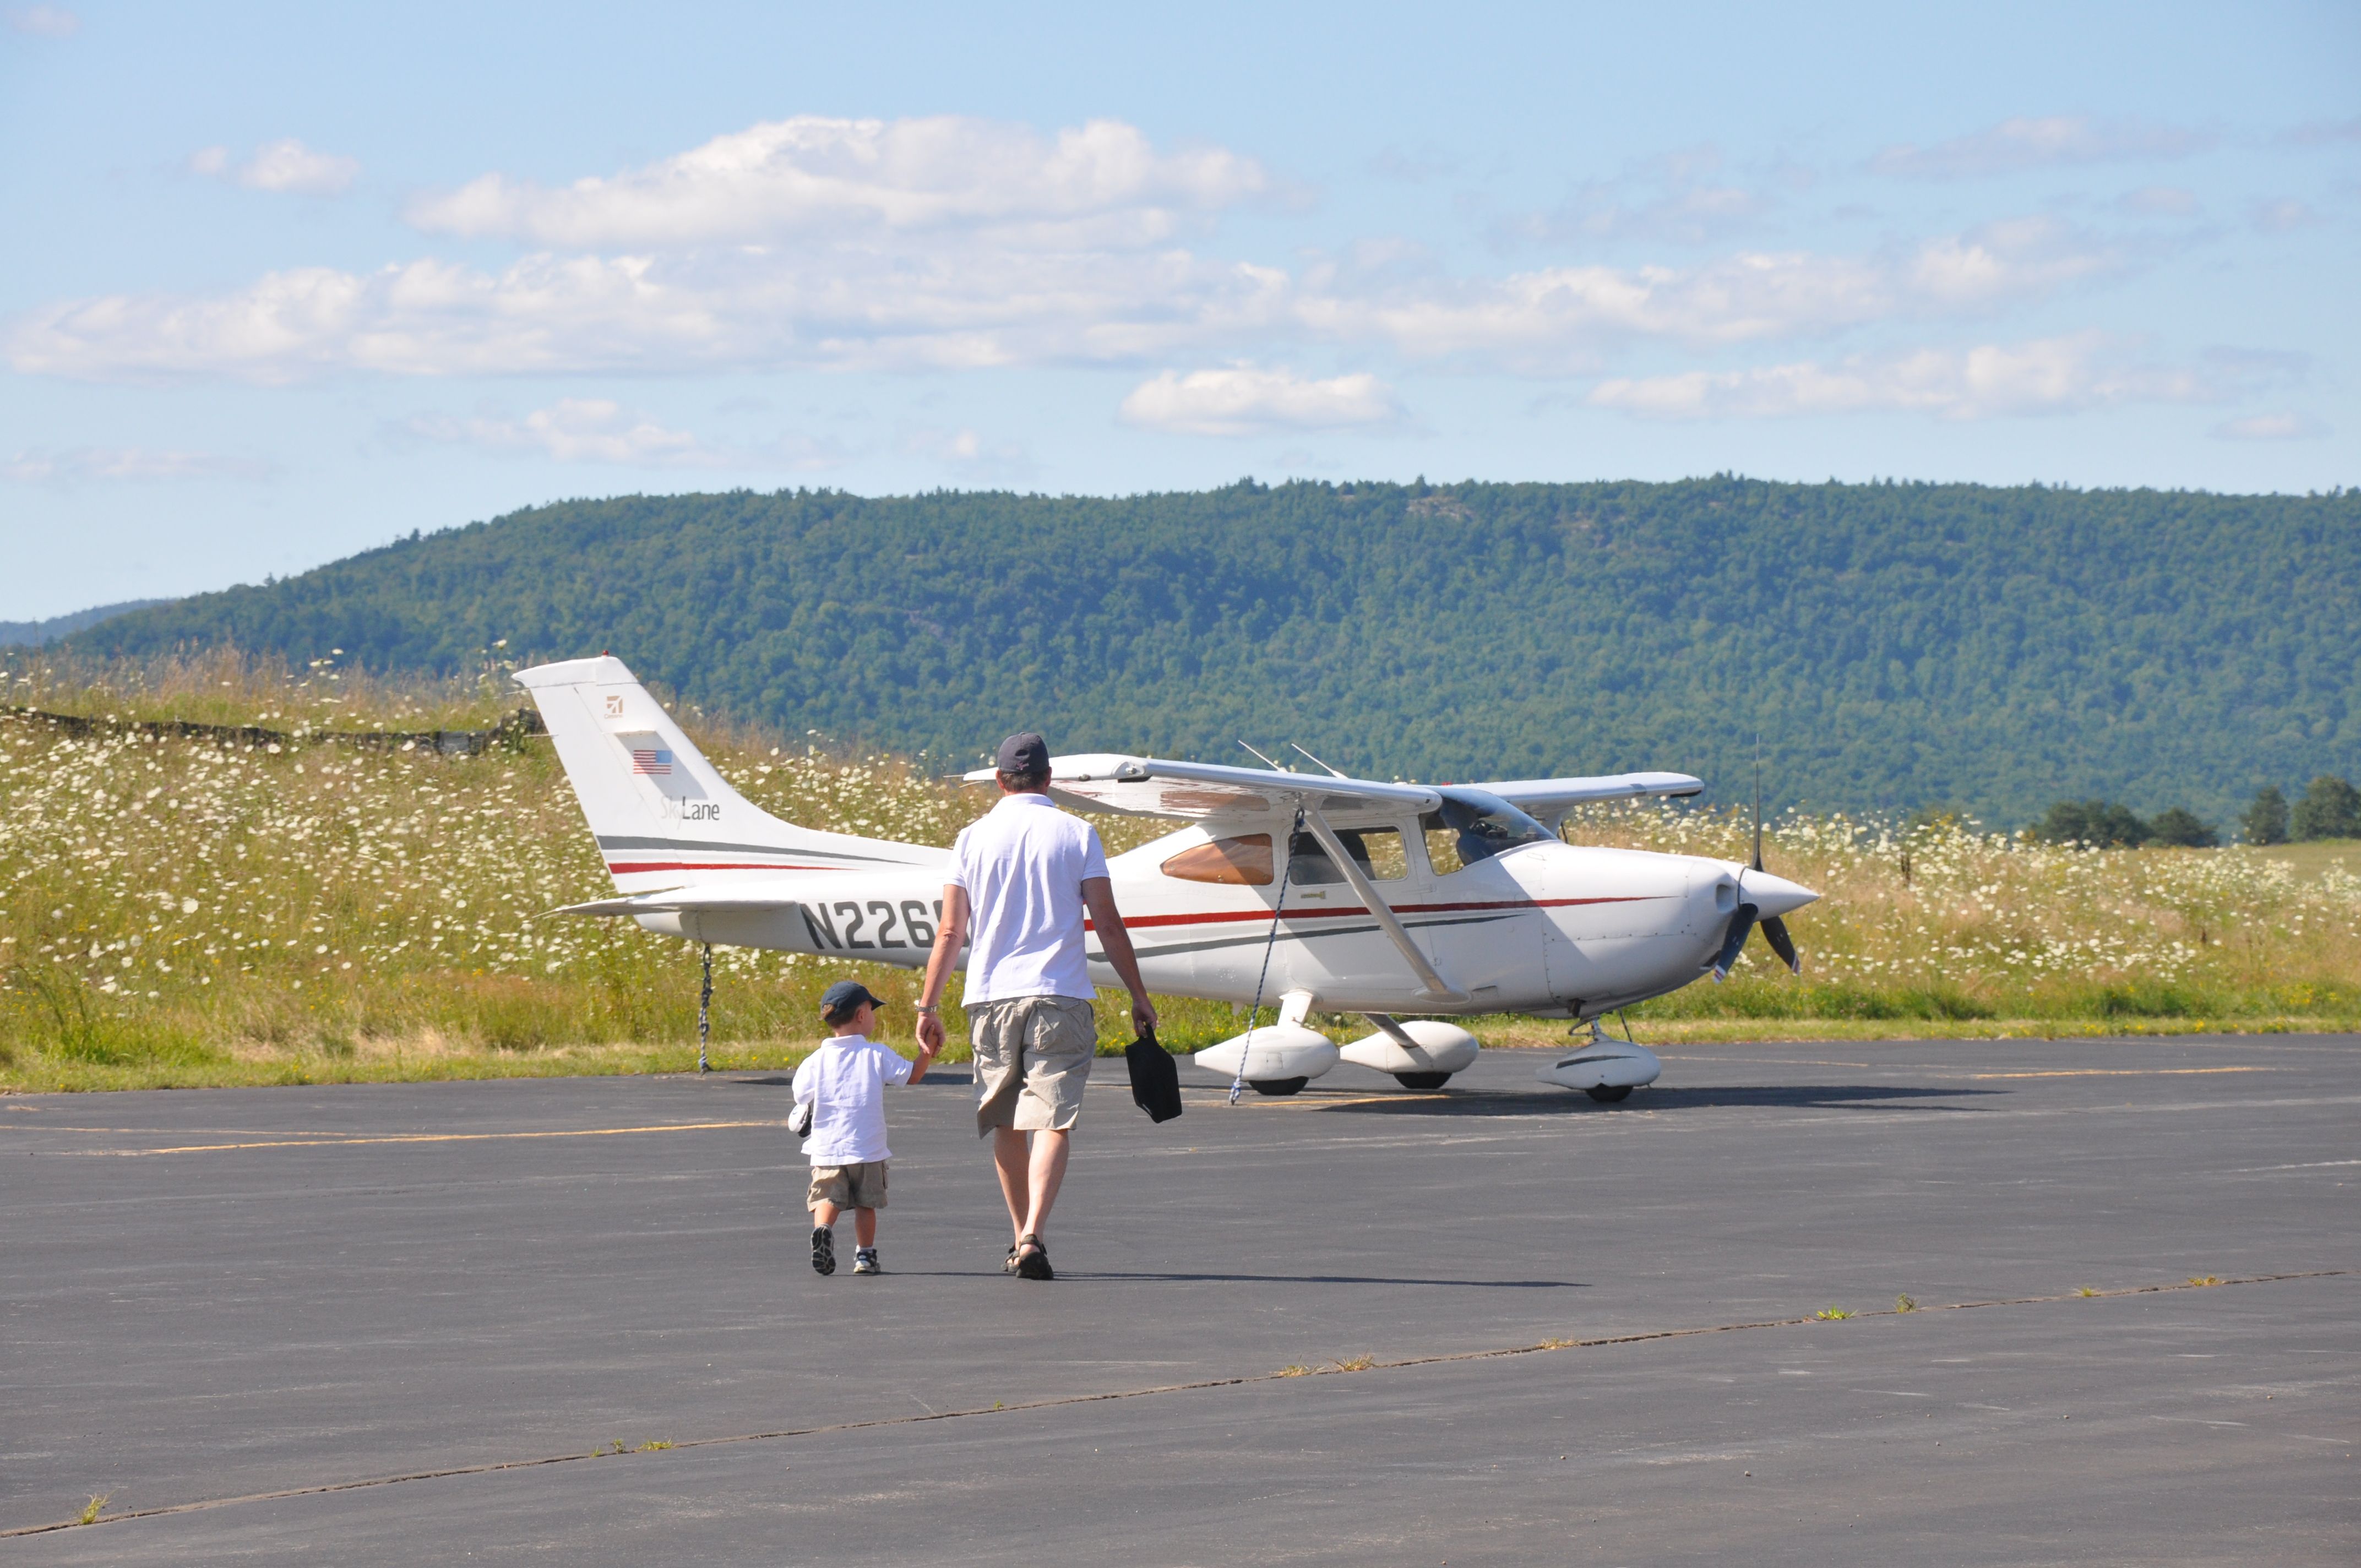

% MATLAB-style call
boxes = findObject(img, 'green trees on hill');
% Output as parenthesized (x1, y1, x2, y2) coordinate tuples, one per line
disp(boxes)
(2243, 787, 2291, 846)
(69, 478, 2361, 824)
(2239, 777, 2358, 844)
(2290, 776, 2361, 841)
(2032, 800, 2218, 848)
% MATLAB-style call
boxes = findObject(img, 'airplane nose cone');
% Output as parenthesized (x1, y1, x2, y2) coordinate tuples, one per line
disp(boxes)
(1742, 869, 1817, 918)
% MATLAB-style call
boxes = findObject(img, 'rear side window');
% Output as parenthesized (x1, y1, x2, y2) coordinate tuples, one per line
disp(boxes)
(1161, 834, 1273, 886)
(1288, 827, 1409, 884)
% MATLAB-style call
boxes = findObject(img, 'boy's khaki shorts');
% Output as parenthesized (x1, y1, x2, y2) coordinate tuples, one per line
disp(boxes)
(808, 1161, 888, 1210)
(969, 995, 1097, 1136)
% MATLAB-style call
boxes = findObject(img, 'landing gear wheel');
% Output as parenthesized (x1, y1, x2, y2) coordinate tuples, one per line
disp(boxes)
(1393, 1071, 1453, 1090)
(1248, 1077, 1309, 1097)
(1586, 1084, 1633, 1103)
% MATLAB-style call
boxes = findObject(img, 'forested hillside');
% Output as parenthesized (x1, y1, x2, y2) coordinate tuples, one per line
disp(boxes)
(69, 478, 2360, 825)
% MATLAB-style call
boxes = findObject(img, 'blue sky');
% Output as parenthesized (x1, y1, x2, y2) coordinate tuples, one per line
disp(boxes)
(2, 0, 2355, 620)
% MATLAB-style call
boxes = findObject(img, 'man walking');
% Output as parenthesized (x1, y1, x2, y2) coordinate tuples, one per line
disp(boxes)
(915, 732, 1156, 1281)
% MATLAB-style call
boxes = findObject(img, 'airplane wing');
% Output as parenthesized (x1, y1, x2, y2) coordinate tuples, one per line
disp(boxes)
(962, 754, 1442, 820)
(1479, 771, 1704, 828)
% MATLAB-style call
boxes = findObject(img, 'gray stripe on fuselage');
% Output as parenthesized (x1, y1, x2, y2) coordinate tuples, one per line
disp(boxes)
(595, 835, 927, 867)
(1097, 910, 1523, 962)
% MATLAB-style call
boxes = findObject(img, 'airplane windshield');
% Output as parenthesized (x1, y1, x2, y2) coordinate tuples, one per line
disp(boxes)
(1421, 790, 1551, 874)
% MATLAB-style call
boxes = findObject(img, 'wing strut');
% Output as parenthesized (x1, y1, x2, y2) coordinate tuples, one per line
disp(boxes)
(1297, 807, 1469, 1005)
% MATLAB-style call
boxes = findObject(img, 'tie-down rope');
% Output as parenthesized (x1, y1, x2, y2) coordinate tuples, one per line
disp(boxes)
(1231, 806, 1307, 1105)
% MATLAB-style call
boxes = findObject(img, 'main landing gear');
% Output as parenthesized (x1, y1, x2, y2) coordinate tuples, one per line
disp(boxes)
(1392, 1071, 1455, 1090)
(1248, 1077, 1311, 1097)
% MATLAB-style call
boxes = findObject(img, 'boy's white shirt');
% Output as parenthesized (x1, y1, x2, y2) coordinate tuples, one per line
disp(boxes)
(791, 1033, 913, 1164)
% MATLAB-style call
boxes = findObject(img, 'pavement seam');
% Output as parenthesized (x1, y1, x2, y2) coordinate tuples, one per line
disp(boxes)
(6, 1266, 2346, 1539)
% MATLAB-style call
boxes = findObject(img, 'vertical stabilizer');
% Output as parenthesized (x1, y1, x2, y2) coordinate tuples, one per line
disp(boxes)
(514, 656, 944, 894)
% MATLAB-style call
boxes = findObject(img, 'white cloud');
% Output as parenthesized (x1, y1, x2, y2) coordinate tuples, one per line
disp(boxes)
(1586, 333, 2221, 421)
(899, 426, 1032, 482)
(2211, 412, 2327, 441)
(401, 399, 845, 470)
(1872, 117, 2212, 179)
(6, 85, 2122, 395)
(3, 446, 269, 482)
(2285, 117, 2361, 146)
(1120, 365, 1402, 437)
(3, 247, 1299, 382)
(5, 6, 78, 37)
(402, 400, 721, 466)
(188, 138, 361, 195)
(2118, 185, 2198, 216)
(1319, 216, 2119, 371)
(1497, 145, 1789, 248)
(237, 138, 361, 195)
(405, 115, 1270, 249)
(2249, 198, 2316, 233)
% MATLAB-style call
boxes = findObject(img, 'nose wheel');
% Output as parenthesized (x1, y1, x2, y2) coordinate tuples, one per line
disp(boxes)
(1584, 1084, 1633, 1103)
(1248, 1077, 1309, 1096)
(1392, 1071, 1454, 1090)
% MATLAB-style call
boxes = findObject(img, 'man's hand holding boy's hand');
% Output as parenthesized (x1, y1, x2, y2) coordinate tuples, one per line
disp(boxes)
(915, 1009, 946, 1053)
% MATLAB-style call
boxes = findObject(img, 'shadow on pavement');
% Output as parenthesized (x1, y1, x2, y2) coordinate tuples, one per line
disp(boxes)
(1303, 1084, 2003, 1115)
(1067, 1271, 1586, 1289)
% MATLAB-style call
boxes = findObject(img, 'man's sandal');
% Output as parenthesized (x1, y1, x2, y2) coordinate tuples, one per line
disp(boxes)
(1003, 1242, 1022, 1275)
(1014, 1233, 1053, 1282)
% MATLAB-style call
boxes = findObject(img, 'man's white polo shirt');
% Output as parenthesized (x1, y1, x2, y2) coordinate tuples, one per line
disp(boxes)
(948, 791, 1109, 1005)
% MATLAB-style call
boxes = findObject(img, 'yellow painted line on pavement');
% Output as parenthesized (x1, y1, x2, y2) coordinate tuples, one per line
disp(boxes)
(1963, 1066, 2278, 1081)
(58, 1120, 791, 1156)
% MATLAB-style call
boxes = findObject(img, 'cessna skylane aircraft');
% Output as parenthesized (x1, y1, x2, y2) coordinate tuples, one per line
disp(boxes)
(519, 656, 1816, 1098)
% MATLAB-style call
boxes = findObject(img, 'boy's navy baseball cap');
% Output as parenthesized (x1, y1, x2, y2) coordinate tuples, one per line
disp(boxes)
(819, 980, 885, 1017)
(995, 731, 1050, 774)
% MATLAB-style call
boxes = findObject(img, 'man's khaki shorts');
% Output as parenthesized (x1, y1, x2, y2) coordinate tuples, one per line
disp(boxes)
(807, 1161, 888, 1210)
(969, 995, 1098, 1136)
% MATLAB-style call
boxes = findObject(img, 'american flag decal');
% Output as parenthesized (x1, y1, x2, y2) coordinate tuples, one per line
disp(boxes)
(630, 748, 674, 776)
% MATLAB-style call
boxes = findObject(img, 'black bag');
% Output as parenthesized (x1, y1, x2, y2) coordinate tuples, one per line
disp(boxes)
(1125, 1027, 1184, 1124)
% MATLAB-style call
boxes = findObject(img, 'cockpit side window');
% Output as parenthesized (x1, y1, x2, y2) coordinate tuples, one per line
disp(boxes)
(1160, 834, 1273, 886)
(1419, 790, 1551, 874)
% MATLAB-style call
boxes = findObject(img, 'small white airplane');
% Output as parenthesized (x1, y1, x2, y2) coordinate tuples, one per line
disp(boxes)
(517, 656, 1816, 1099)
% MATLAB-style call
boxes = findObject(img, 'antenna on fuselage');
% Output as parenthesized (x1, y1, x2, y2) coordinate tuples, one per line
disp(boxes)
(1237, 740, 1288, 771)
(1752, 734, 1764, 873)
(1288, 742, 1349, 778)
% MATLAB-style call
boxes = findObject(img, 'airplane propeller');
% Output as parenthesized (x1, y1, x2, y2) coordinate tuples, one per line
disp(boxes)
(1712, 742, 1802, 981)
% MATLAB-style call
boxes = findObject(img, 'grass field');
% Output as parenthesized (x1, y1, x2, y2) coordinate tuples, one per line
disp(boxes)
(4, 650, 2356, 1092)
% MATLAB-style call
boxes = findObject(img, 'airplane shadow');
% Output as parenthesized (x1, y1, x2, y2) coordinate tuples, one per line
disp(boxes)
(1304, 1084, 2004, 1117)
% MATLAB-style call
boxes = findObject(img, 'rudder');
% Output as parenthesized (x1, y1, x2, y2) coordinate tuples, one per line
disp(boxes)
(513, 655, 944, 894)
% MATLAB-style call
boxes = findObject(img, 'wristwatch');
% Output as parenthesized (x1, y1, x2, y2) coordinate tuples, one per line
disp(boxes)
(915, 1003, 939, 1014)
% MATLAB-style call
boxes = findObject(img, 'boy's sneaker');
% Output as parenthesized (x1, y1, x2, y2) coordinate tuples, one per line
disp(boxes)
(810, 1226, 836, 1276)
(852, 1248, 881, 1275)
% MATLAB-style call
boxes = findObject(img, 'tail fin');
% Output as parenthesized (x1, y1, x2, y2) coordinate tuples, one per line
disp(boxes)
(514, 656, 944, 894)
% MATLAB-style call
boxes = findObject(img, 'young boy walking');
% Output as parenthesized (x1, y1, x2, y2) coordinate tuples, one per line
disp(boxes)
(794, 980, 933, 1276)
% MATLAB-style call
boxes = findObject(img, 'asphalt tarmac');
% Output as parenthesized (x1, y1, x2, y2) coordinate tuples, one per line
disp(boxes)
(3, 1034, 2354, 1564)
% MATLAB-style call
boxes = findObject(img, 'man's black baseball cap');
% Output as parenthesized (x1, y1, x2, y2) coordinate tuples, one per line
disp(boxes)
(819, 980, 886, 1019)
(995, 732, 1051, 774)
